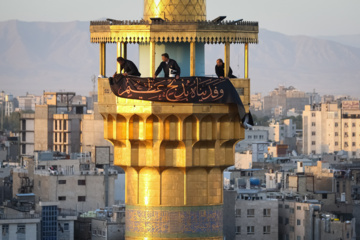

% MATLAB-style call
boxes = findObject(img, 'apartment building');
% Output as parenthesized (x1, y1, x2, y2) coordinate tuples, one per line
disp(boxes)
(303, 101, 360, 157)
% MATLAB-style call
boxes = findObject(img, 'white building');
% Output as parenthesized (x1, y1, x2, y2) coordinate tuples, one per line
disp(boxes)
(303, 101, 360, 157)
(17, 94, 43, 112)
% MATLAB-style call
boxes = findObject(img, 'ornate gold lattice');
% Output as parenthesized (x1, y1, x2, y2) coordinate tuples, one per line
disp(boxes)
(143, 0, 207, 21)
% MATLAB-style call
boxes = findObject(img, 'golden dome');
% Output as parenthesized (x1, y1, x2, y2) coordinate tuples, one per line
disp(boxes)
(143, 0, 206, 21)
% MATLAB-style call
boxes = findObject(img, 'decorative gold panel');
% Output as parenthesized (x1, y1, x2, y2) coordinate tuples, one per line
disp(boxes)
(143, 0, 206, 21)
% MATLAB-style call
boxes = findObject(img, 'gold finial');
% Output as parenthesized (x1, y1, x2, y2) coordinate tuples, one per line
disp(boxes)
(143, 0, 206, 21)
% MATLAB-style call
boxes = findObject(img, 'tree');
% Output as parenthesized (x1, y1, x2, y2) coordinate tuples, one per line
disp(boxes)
(3, 112, 20, 132)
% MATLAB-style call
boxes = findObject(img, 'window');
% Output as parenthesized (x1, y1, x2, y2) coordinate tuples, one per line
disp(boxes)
(297, 236, 302, 240)
(78, 180, 86, 185)
(247, 209, 255, 217)
(236, 226, 241, 235)
(297, 206, 301, 210)
(58, 196, 66, 201)
(254, 135, 258, 139)
(290, 208, 295, 214)
(279, 217, 283, 224)
(59, 120, 62, 130)
(352, 142, 356, 147)
(335, 123, 338, 127)
(263, 226, 271, 234)
(297, 219, 301, 225)
(102, 231, 106, 237)
(78, 196, 86, 202)
(64, 121, 67, 130)
(58, 180, 66, 184)
(279, 204, 283, 208)
(312, 113, 316, 117)
(64, 223, 69, 231)
(63, 145, 67, 153)
(335, 132, 338, 137)
(311, 141, 316, 145)
(345, 132, 349, 138)
(2, 224, 9, 235)
(55, 120, 58, 130)
(322, 193, 328, 199)
(236, 209, 241, 217)
(17, 224, 25, 234)
(352, 123, 356, 127)
(247, 226, 254, 235)
(55, 133, 58, 142)
(312, 122, 316, 127)
(290, 226, 294, 232)
(248, 135, 252, 139)
(345, 142, 349, 147)
(285, 205, 289, 209)
(92, 230, 97, 235)
(263, 209, 271, 217)
(285, 218, 289, 225)
(259, 135, 264, 139)
(345, 123, 348, 128)
(335, 142, 339, 146)
(353, 132, 356, 137)
(312, 131, 316, 136)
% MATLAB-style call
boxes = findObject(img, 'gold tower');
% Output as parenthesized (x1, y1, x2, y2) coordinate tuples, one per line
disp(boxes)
(91, 0, 258, 239)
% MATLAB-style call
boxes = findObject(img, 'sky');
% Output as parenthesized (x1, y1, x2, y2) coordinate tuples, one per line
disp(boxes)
(1, 0, 360, 36)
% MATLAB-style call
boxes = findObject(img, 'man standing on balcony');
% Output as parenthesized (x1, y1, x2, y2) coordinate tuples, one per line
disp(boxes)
(115, 57, 141, 77)
(215, 58, 237, 78)
(153, 53, 181, 79)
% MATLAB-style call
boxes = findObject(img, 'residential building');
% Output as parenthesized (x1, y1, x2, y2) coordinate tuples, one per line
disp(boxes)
(4, 94, 15, 117)
(263, 86, 309, 116)
(17, 93, 43, 112)
(91, 206, 125, 240)
(12, 151, 118, 212)
(223, 189, 278, 240)
(20, 113, 35, 158)
(250, 93, 263, 112)
(303, 101, 360, 157)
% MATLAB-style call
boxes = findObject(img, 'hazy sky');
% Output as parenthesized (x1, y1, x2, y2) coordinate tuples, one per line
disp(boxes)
(1, 0, 360, 36)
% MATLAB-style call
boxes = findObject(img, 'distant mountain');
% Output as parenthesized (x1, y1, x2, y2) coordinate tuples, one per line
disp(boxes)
(317, 34, 360, 49)
(0, 20, 359, 97)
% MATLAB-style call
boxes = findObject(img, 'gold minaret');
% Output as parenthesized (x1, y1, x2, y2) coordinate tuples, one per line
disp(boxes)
(91, 0, 258, 239)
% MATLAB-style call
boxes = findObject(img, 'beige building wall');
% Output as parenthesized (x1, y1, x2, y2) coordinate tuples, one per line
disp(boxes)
(32, 173, 117, 212)
(235, 199, 278, 240)
(34, 105, 56, 151)
(303, 102, 360, 157)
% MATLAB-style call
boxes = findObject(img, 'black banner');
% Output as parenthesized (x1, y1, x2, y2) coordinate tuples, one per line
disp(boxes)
(109, 75, 253, 126)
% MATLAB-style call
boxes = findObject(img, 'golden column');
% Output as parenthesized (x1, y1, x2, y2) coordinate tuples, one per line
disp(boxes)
(92, 0, 258, 239)
(98, 77, 249, 239)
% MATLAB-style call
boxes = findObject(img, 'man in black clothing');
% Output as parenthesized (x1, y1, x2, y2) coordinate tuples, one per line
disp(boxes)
(115, 57, 141, 77)
(215, 58, 237, 78)
(153, 53, 181, 79)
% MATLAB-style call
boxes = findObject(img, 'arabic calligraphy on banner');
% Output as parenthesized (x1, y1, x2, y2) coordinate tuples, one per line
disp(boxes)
(109, 75, 252, 125)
